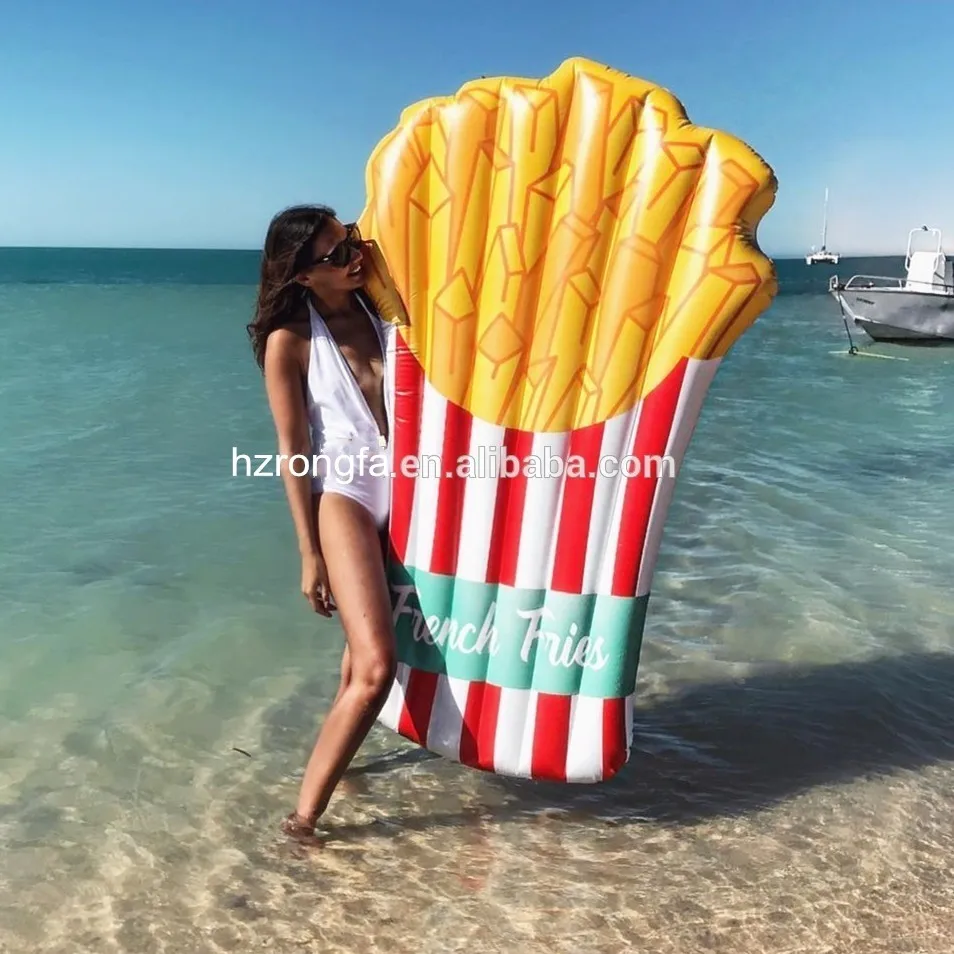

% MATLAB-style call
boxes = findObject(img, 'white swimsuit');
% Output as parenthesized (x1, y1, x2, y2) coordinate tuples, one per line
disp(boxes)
(305, 294, 394, 529)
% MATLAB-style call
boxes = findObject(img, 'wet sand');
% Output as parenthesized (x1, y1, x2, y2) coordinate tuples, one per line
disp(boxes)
(2, 650, 953, 954)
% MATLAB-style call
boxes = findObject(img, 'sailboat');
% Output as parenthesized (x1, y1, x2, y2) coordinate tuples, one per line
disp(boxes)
(805, 188, 840, 265)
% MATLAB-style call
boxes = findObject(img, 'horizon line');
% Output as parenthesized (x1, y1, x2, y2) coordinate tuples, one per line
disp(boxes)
(0, 243, 910, 261)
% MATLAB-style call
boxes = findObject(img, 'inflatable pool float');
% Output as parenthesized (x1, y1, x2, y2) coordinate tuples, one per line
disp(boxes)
(358, 56, 777, 783)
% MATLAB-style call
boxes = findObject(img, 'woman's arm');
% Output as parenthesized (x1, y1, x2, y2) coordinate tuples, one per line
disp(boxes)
(263, 329, 319, 558)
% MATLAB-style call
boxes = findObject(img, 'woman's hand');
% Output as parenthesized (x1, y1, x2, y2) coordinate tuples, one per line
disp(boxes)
(301, 551, 336, 617)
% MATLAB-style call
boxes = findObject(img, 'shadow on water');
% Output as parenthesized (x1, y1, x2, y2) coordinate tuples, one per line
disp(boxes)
(313, 651, 954, 839)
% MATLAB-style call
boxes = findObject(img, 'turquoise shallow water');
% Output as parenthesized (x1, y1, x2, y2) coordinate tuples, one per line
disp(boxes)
(1, 248, 953, 953)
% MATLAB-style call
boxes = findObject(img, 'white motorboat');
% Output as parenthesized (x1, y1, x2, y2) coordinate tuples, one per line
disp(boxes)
(828, 226, 954, 342)
(805, 188, 840, 265)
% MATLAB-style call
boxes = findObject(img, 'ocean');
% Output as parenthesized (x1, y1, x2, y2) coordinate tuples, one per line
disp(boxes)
(1, 247, 953, 953)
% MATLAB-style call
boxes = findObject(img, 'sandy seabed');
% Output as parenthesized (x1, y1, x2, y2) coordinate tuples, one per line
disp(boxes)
(2, 655, 954, 954)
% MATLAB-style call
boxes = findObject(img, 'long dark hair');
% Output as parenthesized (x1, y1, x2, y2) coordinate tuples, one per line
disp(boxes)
(246, 204, 336, 370)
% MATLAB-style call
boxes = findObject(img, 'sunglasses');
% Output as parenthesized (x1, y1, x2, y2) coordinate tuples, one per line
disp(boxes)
(304, 222, 362, 269)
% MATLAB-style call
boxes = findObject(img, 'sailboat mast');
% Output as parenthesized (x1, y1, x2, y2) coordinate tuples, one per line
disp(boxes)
(821, 188, 829, 250)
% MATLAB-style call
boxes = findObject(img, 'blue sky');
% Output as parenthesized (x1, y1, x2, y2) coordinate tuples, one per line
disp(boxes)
(2, 0, 952, 257)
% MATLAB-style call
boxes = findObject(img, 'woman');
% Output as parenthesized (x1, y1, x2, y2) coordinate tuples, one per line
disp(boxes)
(247, 204, 397, 842)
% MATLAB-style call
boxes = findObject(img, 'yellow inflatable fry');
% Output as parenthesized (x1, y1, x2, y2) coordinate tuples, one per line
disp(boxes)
(359, 57, 777, 782)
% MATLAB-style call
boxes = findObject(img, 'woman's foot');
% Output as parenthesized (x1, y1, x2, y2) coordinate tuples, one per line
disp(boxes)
(280, 811, 323, 845)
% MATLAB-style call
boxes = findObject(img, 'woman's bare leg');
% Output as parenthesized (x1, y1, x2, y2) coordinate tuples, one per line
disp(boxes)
(290, 494, 395, 827)
(333, 645, 351, 706)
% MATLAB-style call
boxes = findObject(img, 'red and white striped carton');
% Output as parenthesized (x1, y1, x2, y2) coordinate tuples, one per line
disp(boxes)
(375, 332, 722, 783)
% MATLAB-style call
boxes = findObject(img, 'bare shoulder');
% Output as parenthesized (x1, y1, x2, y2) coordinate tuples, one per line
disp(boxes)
(264, 319, 310, 377)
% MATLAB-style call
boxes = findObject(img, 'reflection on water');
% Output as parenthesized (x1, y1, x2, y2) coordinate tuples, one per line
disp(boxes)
(2, 651, 953, 953)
